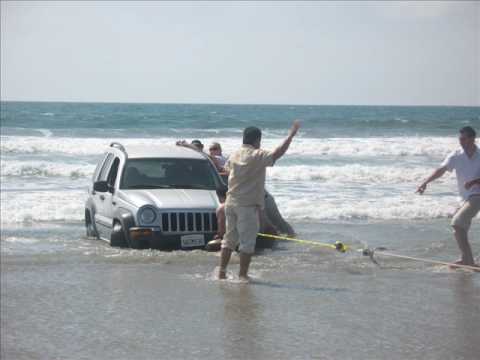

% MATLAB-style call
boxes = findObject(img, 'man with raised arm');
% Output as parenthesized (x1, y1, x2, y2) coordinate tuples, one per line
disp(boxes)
(218, 121, 301, 281)
(417, 126, 480, 268)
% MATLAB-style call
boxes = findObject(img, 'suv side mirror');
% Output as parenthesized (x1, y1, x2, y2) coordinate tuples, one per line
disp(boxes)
(94, 181, 109, 192)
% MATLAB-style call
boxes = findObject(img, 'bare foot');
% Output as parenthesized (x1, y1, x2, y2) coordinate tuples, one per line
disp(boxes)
(218, 268, 227, 280)
(449, 260, 467, 270)
(238, 275, 250, 283)
(448, 260, 480, 271)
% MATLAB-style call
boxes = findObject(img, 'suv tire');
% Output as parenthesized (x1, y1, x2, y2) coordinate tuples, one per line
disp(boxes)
(111, 221, 129, 248)
(85, 210, 99, 238)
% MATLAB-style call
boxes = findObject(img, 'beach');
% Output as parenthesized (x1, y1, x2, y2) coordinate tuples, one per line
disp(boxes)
(2, 221, 480, 360)
(1, 102, 480, 359)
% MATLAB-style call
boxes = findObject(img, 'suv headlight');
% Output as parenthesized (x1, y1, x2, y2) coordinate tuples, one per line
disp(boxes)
(138, 206, 157, 225)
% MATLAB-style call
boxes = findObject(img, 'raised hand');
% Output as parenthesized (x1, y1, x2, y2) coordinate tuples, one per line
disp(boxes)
(289, 120, 301, 137)
(416, 183, 427, 195)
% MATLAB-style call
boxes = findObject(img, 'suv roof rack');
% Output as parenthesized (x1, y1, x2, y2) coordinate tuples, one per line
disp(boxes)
(110, 142, 127, 156)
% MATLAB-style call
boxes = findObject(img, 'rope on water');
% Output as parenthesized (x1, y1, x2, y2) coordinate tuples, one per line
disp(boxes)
(257, 233, 480, 271)
(365, 249, 480, 271)
(257, 232, 348, 252)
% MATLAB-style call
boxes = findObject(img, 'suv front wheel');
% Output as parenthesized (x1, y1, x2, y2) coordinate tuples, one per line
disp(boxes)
(111, 221, 129, 248)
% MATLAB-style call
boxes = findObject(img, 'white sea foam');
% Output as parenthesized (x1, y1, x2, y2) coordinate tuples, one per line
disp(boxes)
(1, 158, 454, 185)
(1, 136, 108, 155)
(1, 160, 95, 178)
(0, 134, 467, 224)
(37, 128, 53, 137)
(267, 164, 455, 184)
(1, 190, 87, 225)
(0, 184, 463, 225)
(272, 192, 461, 221)
(278, 137, 458, 158)
(2, 237, 40, 245)
(0, 135, 458, 159)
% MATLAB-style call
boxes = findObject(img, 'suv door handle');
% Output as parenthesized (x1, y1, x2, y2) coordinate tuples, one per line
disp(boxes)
(100, 195, 105, 201)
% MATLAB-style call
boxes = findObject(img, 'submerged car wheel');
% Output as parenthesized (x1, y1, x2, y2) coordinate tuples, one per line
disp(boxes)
(111, 221, 128, 248)
(85, 209, 99, 239)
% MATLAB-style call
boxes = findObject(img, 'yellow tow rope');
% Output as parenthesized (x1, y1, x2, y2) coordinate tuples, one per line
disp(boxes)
(257, 233, 349, 253)
(257, 233, 479, 271)
(369, 250, 480, 271)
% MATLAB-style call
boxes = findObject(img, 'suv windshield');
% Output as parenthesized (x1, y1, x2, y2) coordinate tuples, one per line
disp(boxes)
(120, 158, 220, 190)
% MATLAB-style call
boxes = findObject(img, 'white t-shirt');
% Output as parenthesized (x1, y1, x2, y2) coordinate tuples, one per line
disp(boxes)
(441, 146, 480, 200)
(214, 155, 227, 169)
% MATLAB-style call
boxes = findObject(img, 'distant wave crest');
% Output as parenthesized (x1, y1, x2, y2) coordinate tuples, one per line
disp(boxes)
(1, 161, 94, 179)
(0, 135, 458, 159)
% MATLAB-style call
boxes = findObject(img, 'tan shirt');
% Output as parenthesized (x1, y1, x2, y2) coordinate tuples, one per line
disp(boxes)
(225, 144, 275, 209)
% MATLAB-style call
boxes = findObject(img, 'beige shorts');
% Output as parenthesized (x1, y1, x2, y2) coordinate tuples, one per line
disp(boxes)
(451, 195, 480, 231)
(221, 204, 259, 254)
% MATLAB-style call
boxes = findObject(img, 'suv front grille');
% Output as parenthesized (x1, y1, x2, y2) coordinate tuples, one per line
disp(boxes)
(160, 212, 217, 233)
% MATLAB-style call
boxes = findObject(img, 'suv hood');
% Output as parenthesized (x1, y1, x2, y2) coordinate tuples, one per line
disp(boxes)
(119, 189, 219, 210)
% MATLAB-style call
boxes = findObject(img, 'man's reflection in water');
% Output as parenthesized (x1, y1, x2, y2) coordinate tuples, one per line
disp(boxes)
(452, 275, 480, 358)
(219, 284, 268, 360)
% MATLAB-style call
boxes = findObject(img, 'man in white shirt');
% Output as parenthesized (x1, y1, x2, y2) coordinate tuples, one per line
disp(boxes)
(417, 126, 480, 268)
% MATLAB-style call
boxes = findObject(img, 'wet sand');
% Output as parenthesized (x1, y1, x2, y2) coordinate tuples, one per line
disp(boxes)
(2, 221, 480, 360)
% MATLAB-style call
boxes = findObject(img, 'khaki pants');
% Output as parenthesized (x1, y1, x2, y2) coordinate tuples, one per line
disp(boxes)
(221, 204, 259, 254)
(451, 195, 480, 231)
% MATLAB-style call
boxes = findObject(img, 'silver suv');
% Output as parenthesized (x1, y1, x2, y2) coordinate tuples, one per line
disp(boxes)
(85, 142, 225, 249)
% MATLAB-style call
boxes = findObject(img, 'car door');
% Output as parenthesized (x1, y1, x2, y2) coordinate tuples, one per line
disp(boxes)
(93, 153, 114, 239)
(101, 157, 121, 240)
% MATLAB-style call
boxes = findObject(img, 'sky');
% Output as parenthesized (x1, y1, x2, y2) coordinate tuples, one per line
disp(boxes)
(1, 1, 479, 106)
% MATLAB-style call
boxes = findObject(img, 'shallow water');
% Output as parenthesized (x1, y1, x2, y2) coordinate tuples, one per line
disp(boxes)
(2, 221, 479, 360)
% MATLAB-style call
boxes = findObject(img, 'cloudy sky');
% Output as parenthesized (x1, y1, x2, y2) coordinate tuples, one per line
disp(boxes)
(1, 1, 479, 105)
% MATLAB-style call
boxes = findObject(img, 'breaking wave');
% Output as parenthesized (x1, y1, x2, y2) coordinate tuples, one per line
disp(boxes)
(1, 160, 95, 178)
(1, 135, 457, 159)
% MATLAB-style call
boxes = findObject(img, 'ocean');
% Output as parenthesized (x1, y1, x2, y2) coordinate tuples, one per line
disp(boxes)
(1, 101, 480, 359)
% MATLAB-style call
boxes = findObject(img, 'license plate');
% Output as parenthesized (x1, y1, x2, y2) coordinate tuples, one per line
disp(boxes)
(181, 234, 205, 248)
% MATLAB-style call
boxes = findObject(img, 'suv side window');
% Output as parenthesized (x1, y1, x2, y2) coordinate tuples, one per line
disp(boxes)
(106, 158, 120, 191)
(92, 153, 109, 181)
(98, 153, 114, 182)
